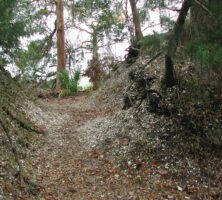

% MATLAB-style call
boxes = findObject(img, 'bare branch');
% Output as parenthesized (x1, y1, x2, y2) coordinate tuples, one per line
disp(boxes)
(142, 14, 177, 32)
(164, 6, 181, 12)
(194, 0, 214, 17)
(73, 24, 93, 35)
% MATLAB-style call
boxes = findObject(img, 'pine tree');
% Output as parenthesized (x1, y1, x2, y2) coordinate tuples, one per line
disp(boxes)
(0, 0, 27, 65)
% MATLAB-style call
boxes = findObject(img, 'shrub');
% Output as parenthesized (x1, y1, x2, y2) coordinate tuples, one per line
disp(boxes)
(69, 70, 80, 93)
(60, 69, 70, 90)
(184, 2, 222, 70)
(138, 33, 163, 56)
(59, 69, 81, 96)
(186, 41, 222, 70)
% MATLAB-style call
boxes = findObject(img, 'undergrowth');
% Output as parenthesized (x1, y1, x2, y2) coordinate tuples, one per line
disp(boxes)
(138, 33, 163, 56)
(59, 69, 81, 97)
(170, 67, 222, 156)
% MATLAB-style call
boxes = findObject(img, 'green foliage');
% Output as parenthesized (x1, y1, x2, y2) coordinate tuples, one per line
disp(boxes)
(59, 69, 81, 96)
(185, 2, 222, 70)
(189, 43, 222, 69)
(69, 79, 78, 93)
(16, 40, 44, 75)
(0, 0, 57, 78)
(60, 69, 70, 90)
(72, 0, 123, 35)
(70, 70, 81, 93)
(0, 0, 27, 60)
(138, 33, 162, 56)
(139, 7, 150, 24)
(0, 0, 47, 65)
(160, 16, 174, 31)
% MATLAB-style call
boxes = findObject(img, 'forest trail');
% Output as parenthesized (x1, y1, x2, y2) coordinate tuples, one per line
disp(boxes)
(25, 93, 138, 200)
(24, 92, 177, 200)
(23, 92, 217, 200)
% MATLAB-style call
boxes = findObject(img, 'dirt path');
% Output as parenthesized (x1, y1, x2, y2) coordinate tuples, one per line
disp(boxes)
(23, 93, 218, 200)
(25, 93, 171, 200)
(25, 93, 134, 199)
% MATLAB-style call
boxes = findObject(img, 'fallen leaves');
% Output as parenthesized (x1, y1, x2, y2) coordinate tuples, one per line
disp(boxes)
(4, 181, 13, 193)
(159, 169, 169, 177)
(4, 91, 220, 200)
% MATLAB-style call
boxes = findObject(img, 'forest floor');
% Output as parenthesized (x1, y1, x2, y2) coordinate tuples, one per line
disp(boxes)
(25, 92, 148, 200)
(25, 92, 135, 200)
(20, 91, 221, 200)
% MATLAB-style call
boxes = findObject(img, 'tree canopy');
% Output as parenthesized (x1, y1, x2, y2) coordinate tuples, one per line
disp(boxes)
(0, 0, 222, 88)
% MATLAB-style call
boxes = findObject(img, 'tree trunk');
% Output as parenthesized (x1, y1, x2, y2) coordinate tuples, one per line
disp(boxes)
(165, 0, 192, 87)
(85, 27, 102, 90)
(55, 0, 66, 92)
(91, 28, 101, 90)
(92, 28, 99, 61)
(129, 0, 143, 41)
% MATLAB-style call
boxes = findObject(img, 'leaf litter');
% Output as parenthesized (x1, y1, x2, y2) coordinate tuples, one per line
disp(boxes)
(8, 56, 222, 199)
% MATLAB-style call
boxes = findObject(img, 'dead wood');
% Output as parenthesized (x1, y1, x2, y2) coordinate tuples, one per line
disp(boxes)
(123, 69, 164, 113)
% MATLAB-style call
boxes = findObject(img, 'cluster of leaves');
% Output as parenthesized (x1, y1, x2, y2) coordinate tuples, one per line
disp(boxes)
(0, 0, 53, 80)
(59, 69, 81, 97)
(138, 33, 163, 56)
(189, 43, 222, 69)
(15, 40, 44, 79)
(185, 4, 222, 70)
(0, 0, 29, 64)
(73, 0, 124, 38)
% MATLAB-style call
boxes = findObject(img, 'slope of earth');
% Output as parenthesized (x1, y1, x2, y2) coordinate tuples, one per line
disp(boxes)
(0, 67, 45, 200)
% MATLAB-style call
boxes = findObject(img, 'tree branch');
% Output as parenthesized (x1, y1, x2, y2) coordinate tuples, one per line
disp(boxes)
(73, 24, 93, 35)
(164, 6, 181, 12)
(194, 0, 214, 17)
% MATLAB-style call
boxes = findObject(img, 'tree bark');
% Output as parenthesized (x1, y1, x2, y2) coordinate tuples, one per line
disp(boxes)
(165, 0, 192, 87)
(91, 28, 101, 90)
(92, 28, 99, 61)
(85, 27, 102, 90)
(129, 0, 143, 41)
(55, 0, 66, 92)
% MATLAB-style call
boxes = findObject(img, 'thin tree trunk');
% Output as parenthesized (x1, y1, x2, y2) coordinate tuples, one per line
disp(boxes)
(91, 28, 101, 90)
(92, 28, 98, 60)
(55, 0, 66, 92)
(129, 0, 143, 41)
(124, 0, 134, 41)
(165, 0, 192, 87)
